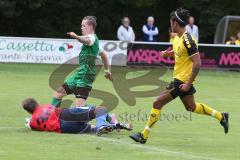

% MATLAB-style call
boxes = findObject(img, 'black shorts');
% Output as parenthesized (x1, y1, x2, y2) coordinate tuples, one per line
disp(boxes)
(59, 105, 96, 134)
(166, 79, 196, 99)
(62, 83, 91, 99)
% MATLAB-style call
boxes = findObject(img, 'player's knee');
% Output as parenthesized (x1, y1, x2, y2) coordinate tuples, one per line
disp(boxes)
(153, 100, 163, 109)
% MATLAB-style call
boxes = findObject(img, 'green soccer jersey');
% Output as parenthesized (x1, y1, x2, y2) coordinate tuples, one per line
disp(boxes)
(65, 34, 99, 89)
(77, 34, 99, 75)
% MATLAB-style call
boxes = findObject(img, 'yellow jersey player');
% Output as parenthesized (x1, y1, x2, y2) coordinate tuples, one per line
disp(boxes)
(235, 31, 240, 45)
(130, 8, 229, 144)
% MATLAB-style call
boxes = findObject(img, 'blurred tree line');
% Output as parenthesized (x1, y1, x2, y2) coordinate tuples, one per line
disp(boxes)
(0, 0, 240, 43)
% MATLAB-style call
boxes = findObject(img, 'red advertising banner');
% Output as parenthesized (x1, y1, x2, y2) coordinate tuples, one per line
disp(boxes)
(127, 42, 240, 70)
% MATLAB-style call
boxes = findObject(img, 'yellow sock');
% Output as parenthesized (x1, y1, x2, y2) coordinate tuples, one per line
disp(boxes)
(141, 108, 161, 139)
(194, 103, 222, 121)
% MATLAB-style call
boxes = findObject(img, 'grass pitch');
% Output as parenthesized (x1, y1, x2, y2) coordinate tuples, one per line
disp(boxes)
(0, 63, 239, 160)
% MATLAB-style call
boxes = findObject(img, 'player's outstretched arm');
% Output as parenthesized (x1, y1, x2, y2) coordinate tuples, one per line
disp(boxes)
(67, 32, 92, 45)
(161, 50, 175, 57)
(99, 51, 113, 81)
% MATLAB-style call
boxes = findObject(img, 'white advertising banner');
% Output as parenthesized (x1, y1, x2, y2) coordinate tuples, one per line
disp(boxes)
(0, 37, 127, 65)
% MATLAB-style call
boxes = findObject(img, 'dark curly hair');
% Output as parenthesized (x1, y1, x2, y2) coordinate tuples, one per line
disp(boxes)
(170, 7, 190, 27)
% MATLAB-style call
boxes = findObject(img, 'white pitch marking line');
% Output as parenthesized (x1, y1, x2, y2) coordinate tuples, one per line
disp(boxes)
(0, 126, 220, 160)
(83, 134, 220, 160)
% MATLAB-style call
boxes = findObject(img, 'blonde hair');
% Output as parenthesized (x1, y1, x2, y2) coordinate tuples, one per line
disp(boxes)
(83, 16, 97, 30)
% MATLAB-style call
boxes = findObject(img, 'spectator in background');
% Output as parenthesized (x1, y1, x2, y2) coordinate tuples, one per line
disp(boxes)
(235, 31, 240, 45)
(117, 17, 135, 42)
(225, 36, 236, 45)
(186, 16, 199, 42)
(142, 16, 159, 42)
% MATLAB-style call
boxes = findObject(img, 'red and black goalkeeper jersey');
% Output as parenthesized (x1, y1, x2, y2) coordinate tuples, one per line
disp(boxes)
(30, 104, 63, 133)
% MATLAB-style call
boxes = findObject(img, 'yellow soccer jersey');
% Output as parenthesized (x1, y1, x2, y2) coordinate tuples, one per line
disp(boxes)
(172, 32, 199, 83)
(235, 39, 240, 45)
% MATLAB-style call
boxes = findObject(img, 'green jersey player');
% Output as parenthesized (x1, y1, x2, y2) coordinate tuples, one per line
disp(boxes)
(51, 16, 112, 107)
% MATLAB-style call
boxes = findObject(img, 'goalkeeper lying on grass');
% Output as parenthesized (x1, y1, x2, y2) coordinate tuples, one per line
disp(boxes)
(22, 98, 132, 135)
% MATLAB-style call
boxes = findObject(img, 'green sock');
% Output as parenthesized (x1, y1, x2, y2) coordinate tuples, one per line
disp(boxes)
(51, 97, 62, 107)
